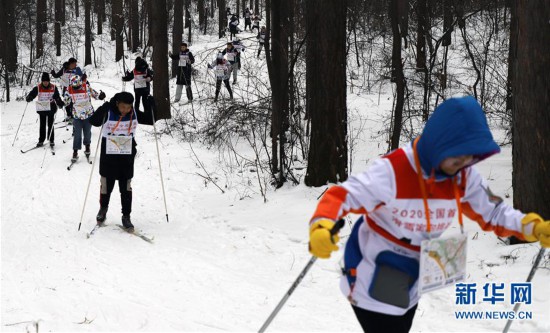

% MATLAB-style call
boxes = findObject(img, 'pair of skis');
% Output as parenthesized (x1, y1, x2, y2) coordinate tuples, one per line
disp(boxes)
(21, 145, 55, 155)
(86, 223, 154, 243)
(67, 154, 92, 170)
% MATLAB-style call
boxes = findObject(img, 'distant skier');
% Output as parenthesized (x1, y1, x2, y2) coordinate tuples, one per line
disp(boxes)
(228, 14, 239, 40)
(243, 8, 252, 31)
(308, 96, 550, 333)
(222, 41, 240, 84)
(122, 57, 154, 111)
(25, 72, 64, 148)
(257, 26, 267, 58)
(89, 92, 157, 232)
(169, 42, 195, 103)
(208, 54, 233, 102)
(63, 75, 105, 162)
(51, 57, 83, 122)
(252, 15, 261, 33)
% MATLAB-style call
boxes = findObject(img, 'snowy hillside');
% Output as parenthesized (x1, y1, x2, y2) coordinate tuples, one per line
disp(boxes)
(2, 10, 550, 333)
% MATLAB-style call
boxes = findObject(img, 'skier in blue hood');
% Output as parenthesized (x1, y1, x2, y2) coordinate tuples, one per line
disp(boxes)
(307, 96, 550, 332)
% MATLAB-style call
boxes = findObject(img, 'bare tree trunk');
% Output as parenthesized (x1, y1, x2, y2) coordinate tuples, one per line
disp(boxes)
(97, 0, 104, 34)
(36, 0, 47, 60)
(172, 0, 183, 78)
(304, 0, 347, 186)
(84, 0, 92, 65)
(185, 0, 191, 43)
(130, 0, 139, 51)
(113, 0, 124, 61)
(151, 0, 171, 119)
(512, 1, 550, 217)
(210, 0, 215, 18)
(61, 0, 66, 25)
(75, 0, 80, 17)
(55, 0, 63, 56)
(217, 0, 226, 38)
(389, 0, 406, 151)
(254, 0, 259, 15)
(237, 0, 240, 17)
(1, 0, 18, 102)
(198, 0, 205, 32)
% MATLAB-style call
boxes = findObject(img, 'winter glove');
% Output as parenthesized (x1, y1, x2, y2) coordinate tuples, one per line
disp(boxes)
(207, 64, 212, 69)
(98, 91, 106, 100)
(521, 213, 550, 248)
(309, 219, 340, 259)
(146, 77, 151, 82)
(57, 100, 65, 108)
(26, 97, 32, 103)
(50, 70, 56, 76)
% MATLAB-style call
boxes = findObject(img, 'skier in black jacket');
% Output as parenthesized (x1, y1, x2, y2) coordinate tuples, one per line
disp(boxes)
(122, 57, 154, 112)
(88, 92, 157, 232)
(228, 14, 240, 40)
(169, 42, 195, 103)
(25, 72, 64, 147)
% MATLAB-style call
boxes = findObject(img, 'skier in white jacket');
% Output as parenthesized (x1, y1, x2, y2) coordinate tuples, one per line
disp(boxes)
(308, 95, 550, 332)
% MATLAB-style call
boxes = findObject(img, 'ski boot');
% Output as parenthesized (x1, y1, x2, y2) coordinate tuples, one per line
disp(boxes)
(36, 142, 44, 147)
(122, 215, 134, 233)
(50, 142, 55, 148)
(71, 150, 78, 163)
(96, 206, 108, 225)
(85, 144, 91, 158)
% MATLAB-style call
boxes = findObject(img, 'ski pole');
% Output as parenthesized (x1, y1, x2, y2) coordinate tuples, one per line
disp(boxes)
(149, 97, 170, 223)
(12, 102, 30, 146)
(502, 247, 546, 333)
(77, 118, 105, 231)
(258, 219, 346, 333)
(40, 110, 58, 169)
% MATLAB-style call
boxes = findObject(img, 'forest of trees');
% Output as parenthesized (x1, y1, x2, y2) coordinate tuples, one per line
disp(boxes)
(0, 0, 548, 214)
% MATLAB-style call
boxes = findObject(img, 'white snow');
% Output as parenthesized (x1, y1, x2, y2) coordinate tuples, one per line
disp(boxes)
(2, 16, 549, 333)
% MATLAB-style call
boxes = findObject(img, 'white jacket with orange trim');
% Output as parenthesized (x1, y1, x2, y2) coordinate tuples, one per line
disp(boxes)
(312, 143, 525, 315)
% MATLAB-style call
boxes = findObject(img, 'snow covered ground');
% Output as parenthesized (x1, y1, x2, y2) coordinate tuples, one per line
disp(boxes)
(2, 21, 550, 333)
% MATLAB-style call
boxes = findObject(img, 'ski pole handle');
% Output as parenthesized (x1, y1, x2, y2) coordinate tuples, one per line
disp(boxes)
(330, 218, 345, 236)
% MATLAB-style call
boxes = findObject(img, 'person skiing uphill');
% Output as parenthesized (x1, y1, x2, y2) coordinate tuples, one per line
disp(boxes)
(308, 96, 550, 333)
(257, 26, 267, 58)
(25, 72, 64, 147)
(207, 54, 233, 102)
(243, 8, 252, 31)
(228, 14, 239, 40)
(169, 42, 195, 103)
(88, 92, 157, 232)
(63, 75, 106, 162)
(252, 15, 261, 33)
(122, 57, 154, 111)
(51, 57, 83, 121)
(222, 41, 240, 84)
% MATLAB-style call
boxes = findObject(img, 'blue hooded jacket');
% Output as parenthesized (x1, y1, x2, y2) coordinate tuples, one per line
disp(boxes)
(416, 96, 500, 180)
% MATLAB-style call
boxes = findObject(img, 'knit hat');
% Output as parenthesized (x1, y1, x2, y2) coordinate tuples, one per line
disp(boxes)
(115, 92, 134, 105)
(68, 57, 78, 64)
(41, 72, 50, 82)
(181, 42, 188, 47)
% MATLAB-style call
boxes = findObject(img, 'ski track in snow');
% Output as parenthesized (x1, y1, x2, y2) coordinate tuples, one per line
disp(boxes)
(2, 28, 550, 333)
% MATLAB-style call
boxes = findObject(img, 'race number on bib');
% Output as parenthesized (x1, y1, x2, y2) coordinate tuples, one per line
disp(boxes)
(215, 68, 225, 78)
(418, 233, 468, 294)
(226, 53, 235, 62)
(179, 56, 189, 67)
(134, 75, 147, 89)
(106, 136, 133, 155)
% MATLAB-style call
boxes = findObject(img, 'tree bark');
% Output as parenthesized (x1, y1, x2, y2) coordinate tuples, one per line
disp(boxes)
(0, 0, 18, 102)
(36, 0, 47, 60)
(75, 0, 80, 17)
(512, 1, 550, 218)
(55, 0, 63, 56)
(84, 0, 92, 65)
(217, 0, 226, 38)
(389, 0, 406, 151)
(198, 0, 205, 32)
(97, 0, 104, 34)
(185, 0, 191, 43)
(304, 0, 347, 186)
(172, 0, 183, 78)
(151, 0, 171, 119)
(131, 0, 139, 51)
(113, 0, 124, 61)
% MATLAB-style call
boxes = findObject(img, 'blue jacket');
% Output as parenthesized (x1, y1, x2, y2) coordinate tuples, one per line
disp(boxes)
(416, 96, 500, 179)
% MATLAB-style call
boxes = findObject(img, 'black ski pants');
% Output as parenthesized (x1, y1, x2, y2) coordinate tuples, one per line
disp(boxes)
(38, 110, 56, 143)
(257, 43, 264, 58)
(215, 79, 233, 99)
(351, 304, 417, 333)
(134, 88, 150, 112)
(100, 176, 132, 216)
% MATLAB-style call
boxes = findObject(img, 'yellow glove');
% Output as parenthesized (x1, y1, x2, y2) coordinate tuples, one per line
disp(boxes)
(309, 219, 340, 259)
(521, 213, 550, 248)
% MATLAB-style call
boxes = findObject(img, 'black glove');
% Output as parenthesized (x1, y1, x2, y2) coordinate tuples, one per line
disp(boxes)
(50, 70, 56, 76)
(207, 64, 212, 69)
(26, 97, 32, 103)
(98, 91, 106, 100)
(57, 100, 65, 108)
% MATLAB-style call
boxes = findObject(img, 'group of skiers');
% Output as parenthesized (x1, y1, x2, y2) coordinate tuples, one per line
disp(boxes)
(25, 57, 157, 232)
